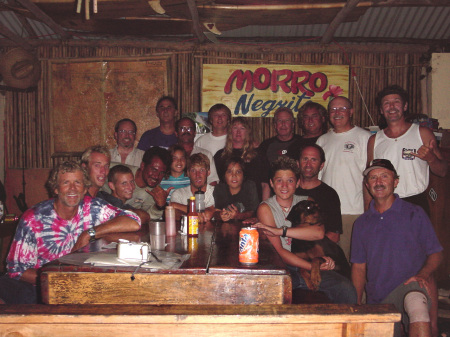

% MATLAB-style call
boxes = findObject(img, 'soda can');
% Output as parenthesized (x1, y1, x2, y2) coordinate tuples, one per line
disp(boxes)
(239, 227, 259, 265)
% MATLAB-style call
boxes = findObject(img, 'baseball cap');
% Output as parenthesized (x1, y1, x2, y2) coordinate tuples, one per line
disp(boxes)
(363, 159, 397, 176)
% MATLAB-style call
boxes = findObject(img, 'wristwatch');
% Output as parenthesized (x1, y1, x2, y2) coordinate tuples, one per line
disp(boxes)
(88, 227, 96, 243)
(281, 226, 288, 238)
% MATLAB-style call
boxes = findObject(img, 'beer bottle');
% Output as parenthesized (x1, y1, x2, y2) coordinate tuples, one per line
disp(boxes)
(187, 196, 199, 237)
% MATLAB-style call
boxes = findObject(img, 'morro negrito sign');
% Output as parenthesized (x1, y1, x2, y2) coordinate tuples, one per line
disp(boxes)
(202, 64, 349, 117)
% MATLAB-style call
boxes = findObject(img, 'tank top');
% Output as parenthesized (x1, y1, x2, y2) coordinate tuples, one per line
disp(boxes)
(262, 195, 308, 251)
(374, 123, 428, 197)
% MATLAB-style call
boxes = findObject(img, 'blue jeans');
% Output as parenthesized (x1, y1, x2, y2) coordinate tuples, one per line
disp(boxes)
(288, 265, 357, 304)
(0, 275, 39, 304)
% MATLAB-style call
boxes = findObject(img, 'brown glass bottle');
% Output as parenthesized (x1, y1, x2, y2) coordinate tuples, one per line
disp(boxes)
(187, 196, 199, 237)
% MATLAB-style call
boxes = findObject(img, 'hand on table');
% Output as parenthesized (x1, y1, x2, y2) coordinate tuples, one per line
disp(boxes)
(71, 231, 90, 252)
(220, 204, 238, 222)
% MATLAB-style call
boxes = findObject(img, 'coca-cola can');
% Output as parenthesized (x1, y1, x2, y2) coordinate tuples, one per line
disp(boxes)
(239, 227, 259, 265)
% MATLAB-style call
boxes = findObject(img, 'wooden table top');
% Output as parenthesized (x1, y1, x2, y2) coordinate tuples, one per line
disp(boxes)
(41, 219, 288, 276)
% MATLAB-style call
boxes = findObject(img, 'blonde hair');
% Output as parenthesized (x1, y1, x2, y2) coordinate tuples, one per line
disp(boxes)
(222, 117, 257, 163)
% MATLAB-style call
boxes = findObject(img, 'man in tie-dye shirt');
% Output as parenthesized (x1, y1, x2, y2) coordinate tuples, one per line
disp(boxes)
(0, 161, 141, 304)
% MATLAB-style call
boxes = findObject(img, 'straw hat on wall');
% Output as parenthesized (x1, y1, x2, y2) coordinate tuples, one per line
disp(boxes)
(0, 48, 41, 89)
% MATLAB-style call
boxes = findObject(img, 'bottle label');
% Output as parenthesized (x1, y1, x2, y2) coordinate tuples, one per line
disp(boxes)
(188, 215, 198, 235)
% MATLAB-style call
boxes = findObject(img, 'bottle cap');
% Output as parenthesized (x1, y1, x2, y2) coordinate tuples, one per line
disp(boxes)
(190, 196, 195, 200)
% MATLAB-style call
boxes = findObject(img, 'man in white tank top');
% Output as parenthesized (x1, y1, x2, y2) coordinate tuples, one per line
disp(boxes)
(366, 85, 447, 214)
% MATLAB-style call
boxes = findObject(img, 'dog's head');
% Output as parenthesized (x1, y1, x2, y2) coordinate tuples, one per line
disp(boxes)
(286, 200, 322, 227)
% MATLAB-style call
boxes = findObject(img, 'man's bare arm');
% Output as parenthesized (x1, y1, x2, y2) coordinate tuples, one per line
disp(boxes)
(417, 127, 447, 177)
(20, 268, 38, 285)
(351, 262, 367, 305)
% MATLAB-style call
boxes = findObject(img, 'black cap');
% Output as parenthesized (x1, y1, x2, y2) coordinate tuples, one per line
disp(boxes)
(363, 159, 397, 176)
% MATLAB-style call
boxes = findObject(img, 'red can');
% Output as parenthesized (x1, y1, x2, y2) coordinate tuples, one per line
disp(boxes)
(239, 227, 259, 265)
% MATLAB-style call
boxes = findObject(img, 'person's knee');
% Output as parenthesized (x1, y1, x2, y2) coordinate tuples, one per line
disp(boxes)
(404, 291, 430, 323)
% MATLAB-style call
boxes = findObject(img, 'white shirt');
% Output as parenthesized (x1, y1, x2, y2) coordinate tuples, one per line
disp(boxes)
(109, 147, 144, 167)
(194, 133, 227, 156)
(171, 184, 215, 208)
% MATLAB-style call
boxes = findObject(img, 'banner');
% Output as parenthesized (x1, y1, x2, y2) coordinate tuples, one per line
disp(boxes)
(202, 64, 349, 117)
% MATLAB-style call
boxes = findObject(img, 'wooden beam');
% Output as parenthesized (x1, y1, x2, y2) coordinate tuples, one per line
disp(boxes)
(321, 0, 361, 44)
(186, 0, 206, 43)
(9, 0, 38, 38)
(0, 22, 34, 50)
(13, 0, 71, 39)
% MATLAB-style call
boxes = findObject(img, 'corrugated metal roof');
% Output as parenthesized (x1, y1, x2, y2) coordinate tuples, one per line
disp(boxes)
(0, 5, 449, 43)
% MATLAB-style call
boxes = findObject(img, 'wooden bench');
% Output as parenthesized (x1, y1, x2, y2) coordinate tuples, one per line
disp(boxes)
(0, 304, 400, 336)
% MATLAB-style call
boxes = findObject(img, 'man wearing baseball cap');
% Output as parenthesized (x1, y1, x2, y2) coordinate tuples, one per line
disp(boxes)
(351, 159, 442, 337)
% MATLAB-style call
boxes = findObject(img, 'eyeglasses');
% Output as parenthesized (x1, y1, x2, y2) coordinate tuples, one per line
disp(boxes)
(329, 107, 350, 113)
(118, 130, 136, 135)
(180, 126, 194, 132)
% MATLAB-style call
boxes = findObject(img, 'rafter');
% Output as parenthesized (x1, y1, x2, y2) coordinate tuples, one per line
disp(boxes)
(321, 0, 361, 44)
(13, 0, 71, 39)
(0, 22, 34, 50)
(186, 0, 205, 43)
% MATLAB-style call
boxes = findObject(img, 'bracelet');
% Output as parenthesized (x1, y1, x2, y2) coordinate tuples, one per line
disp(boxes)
(282, 226, 288, 238)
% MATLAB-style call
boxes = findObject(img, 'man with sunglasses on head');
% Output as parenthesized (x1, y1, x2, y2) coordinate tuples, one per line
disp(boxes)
(175, 116, 219, 185)
(316, 96, 371, 261)
(110, 118, 144, 167)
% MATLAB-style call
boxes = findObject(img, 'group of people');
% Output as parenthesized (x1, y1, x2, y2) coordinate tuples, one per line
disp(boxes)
(1, 87, 447, 337)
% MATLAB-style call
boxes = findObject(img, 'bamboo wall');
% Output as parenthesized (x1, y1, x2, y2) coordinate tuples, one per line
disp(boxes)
(3, 42, 425, 169)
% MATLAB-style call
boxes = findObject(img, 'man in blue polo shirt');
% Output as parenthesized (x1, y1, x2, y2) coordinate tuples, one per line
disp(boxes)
(351, 159, 442, 337)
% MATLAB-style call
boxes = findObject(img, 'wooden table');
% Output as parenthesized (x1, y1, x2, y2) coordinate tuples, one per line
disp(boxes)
(40, 220, 292, 305)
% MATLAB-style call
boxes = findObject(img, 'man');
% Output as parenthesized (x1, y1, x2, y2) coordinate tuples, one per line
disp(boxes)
(316, 96, 371, 261)
(254, 157, 356, 304)
(170, 153, 216, 222)
(259, 107, 301, 163)
(351, 159, 443, 337)
(175, 116, 219, 185)
(81, 145, 111, 198)
(96, 165, 149, 224)
(0, 161, 141, 304)
(138, 96, 178, 151)
(366, 85, 447, 214)
(109, 118, 144, 167)
(194, 103, 231, 156)
(287, 101, 327, 160)
(126, 147, 173, 220)
(295, 144, 342, 243)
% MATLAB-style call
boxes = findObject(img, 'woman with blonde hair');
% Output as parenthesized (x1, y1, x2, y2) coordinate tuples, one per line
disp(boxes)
(214, 117, 269, 202)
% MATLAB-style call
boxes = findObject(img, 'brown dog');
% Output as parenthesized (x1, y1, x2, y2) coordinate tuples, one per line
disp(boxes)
(287, 200, 350, 291)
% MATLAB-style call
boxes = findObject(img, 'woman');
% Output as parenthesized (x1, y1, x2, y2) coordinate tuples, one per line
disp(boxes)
(214, 117, 270, 202)
(213, 156, 259, 221)
(254, 156, 356, 304)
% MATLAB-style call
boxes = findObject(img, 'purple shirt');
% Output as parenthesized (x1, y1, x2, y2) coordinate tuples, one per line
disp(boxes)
(351, 195, 442, 304)
(137, 127, 177, 151)
(7, 196, 140, 279)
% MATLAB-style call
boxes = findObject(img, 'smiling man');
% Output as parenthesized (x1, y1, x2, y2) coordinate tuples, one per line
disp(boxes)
(170, 153, 216, 222)
(0, 161, 141, 304)
(259, 107, 301, 163)
(81, 145, 111, 198)
(195, 103, 231, 156)
(295, 144, 342, 243)
(124, 146, 173, 220)
(352, 159, 442, 337)
(287, 101, 327, 160)
(316, 96, 371, 261)
(175, 116, 219, 185)
(110, 118, 144, 167)
(366, 85, 447, 214)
